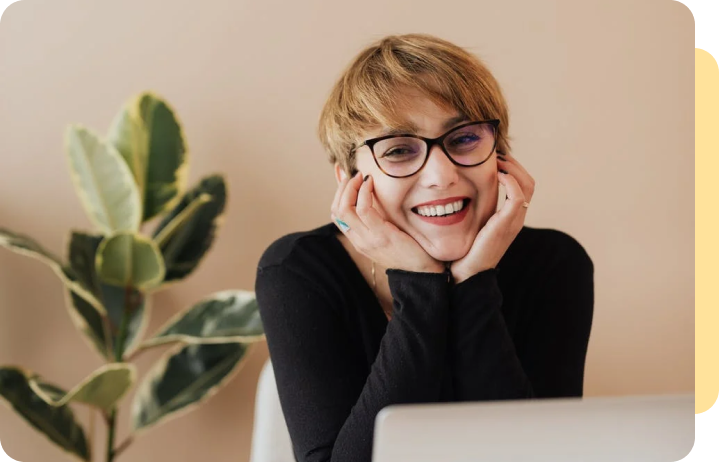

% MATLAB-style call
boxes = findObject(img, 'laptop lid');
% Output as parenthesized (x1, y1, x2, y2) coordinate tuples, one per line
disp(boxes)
(372, 393, 694, 462)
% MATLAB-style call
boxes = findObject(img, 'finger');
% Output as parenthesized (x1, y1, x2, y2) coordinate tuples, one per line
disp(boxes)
(497, 171, 529, 217)
(497, 151, 522, 171)
(337, 172, 368, 233)
(355, 175, 386, 230)
(331, 171, 357, 233)
(497, 151, 532, 182)
(497, 158, 535, 203)
(355, 174, 373, 223)
(331, 172, 352, 216)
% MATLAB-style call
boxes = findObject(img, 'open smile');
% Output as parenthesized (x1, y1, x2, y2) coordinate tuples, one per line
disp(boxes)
(410, 198, 471, 226)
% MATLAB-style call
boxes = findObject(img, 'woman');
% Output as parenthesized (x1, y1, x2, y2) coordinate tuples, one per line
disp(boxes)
(255, 33, 594, 462)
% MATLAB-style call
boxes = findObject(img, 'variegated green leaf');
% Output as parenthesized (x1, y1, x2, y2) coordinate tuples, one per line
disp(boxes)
(30, 364, 136, 412)
(64, 290, 111, 359)
(153, 193, 212, 248)
(67, 232, 148, 359)
(66, 231, 112, 358)
(131, 343, 249, 432)
(107, 92, 188, 222)
(151, 175, 226, 285)
(65, 284, 149, 361)
(96, 232, 165, 290)
(0, 228, 104, 314)
(28, 380, 67, 402)
(65, 124, 141, 235)
(106, 99, 149, 196)
(143, 290, 263, 348)
(99, 284, 150, 359)
(0, 367, 89, 461)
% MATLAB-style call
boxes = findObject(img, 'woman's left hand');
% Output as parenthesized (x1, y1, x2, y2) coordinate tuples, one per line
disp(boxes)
(450, 151, 536, 284)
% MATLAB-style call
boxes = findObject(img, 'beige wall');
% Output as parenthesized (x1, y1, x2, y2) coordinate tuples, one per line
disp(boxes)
(0, 0, 693, 460)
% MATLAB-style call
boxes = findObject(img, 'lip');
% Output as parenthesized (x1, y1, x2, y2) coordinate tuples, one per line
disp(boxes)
(411, 196, 470, 209)
(412, 201, 470, 226)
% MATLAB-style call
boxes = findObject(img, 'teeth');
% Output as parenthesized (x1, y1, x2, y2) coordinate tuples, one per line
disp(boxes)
(416, 200, 465, 217)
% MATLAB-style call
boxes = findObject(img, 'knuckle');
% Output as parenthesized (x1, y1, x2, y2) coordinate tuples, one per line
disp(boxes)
(364, 236, 379, 250)
(374, 235, 389, 248)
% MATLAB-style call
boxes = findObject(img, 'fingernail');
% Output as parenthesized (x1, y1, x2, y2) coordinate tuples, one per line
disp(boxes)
(500, 169, 508, 174)
(363, 174, 369, 182)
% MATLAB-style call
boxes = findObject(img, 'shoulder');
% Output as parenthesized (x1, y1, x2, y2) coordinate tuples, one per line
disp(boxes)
(255, 223, 347, 318)
(508, 226, 593, 273)
(257, 222, 338, 271)
(504, 228, 594, 323)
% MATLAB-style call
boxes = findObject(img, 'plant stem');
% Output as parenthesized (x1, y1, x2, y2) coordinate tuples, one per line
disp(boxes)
(106, 409, 117, 462)
(114, 436, 134, 457)
(125, 339, 180, 362)
(106, 285, 135, 462)
(89, 407, 95, 458)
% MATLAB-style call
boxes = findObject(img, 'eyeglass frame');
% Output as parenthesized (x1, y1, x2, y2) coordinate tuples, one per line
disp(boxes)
(351, 119, 501, 179)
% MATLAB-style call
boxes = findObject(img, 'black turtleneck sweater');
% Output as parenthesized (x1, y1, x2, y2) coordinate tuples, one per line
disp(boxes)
(255, 222, 594, 462)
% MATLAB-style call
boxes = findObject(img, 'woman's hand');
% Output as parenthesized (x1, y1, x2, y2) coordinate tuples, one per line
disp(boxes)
(331, 172, 445, 274)
(450, 151, 536, 284)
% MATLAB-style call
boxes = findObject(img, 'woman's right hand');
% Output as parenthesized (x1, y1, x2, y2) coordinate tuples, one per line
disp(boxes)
(331, 172, 445, 274)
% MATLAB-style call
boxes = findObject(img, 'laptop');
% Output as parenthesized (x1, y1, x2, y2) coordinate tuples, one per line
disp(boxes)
(372, 393, 694, 462)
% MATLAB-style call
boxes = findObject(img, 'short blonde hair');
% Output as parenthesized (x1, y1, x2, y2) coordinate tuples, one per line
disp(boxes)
(318, 33, 512, 176)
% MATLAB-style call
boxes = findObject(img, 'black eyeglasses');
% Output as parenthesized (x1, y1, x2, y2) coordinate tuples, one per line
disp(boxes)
(353, 119, 500, 178)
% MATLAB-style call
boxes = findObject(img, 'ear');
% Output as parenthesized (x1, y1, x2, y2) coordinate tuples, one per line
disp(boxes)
(334, 163, 347, 185)
(335, 163, 356, 185)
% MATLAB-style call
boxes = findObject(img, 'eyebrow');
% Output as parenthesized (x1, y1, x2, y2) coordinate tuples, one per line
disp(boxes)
(379, 114, 469, 137)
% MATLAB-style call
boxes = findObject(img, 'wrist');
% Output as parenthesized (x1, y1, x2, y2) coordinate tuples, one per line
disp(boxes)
(399, 261, 445, 274)
(423, 262, 446, 274)
(452, 265, 498, 285)
(451, 271, 472, 284)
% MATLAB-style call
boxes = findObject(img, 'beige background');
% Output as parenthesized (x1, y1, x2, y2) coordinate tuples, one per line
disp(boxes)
(0, 0, 693, 460)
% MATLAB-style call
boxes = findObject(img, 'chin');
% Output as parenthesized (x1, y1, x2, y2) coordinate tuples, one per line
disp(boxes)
(423, 242, 472, 263)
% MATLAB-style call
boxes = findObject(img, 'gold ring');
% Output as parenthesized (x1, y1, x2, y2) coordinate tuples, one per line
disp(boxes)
(522, 202, 530, 208)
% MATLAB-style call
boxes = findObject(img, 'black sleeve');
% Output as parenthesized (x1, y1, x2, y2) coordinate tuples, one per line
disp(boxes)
(517, 240, 594, 397)
(448, 237, 594, 400)
(255, 263, 451, 462)
(448, 268, 534, 400)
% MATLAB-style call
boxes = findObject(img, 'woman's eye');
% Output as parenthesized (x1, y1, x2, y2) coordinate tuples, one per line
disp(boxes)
(449, 134, 480, 145)
(381, 147, 416, 158)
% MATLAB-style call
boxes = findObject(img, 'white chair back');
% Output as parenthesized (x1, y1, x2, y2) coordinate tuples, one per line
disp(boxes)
(249, 359, 295, 462)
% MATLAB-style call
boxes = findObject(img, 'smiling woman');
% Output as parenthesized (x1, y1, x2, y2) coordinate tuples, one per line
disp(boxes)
(255, 33, 594, 462)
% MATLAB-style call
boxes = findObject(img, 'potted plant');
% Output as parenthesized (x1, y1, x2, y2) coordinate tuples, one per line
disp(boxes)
(0, 92, 264, 461)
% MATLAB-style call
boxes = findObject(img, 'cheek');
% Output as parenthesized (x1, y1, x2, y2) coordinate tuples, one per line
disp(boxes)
(373, 184, 410, 221)
(355, 151, 378, 174)
(473, 171, 498, 196)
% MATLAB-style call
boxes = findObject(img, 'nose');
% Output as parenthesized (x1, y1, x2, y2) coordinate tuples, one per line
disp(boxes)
(418, 144, 459, 189)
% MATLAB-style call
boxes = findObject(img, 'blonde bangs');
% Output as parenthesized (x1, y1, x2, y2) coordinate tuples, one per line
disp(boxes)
(318, 34, 512, 175)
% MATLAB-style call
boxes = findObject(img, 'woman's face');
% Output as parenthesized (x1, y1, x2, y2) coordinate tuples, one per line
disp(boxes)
(340, 91, 500, 262)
